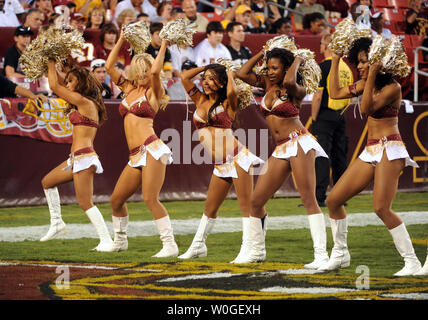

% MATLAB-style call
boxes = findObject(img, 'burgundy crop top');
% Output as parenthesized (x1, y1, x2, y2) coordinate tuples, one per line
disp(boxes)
(119, 90, 155, 119)
(370, 105, 399, 119)
(260, 94, 299, 118)
(69, 110, 98, 128)
(193, 105, 233, 129)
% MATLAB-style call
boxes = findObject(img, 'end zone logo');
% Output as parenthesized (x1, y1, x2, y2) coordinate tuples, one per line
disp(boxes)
(45, 261, 428, 300)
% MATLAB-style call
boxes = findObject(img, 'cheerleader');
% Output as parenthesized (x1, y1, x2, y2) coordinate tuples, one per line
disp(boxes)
(104, 35, 178, 257)
(320, 37, 422, 276)
(235, 47, 329, 265)
(40, 60, 113, 251)
(178, 63, 263, 262)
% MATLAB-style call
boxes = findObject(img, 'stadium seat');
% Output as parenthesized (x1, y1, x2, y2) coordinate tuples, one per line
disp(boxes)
(199, 12, 224, 21)
(388, 0, 410, 9)
(372, 0, 394, 8)
(376, 7, 407, 22)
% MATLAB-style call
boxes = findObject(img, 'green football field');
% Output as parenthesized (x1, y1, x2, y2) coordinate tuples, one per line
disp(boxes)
(0, 191, 427, 278)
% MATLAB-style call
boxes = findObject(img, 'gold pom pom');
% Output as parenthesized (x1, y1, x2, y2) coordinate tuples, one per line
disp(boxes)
(122, 20, 152, 54)
(159, 19, 197, 47)
(329, 18, 371, 57)
(369, 35, 411, 78)
(19, 26, 85, 80)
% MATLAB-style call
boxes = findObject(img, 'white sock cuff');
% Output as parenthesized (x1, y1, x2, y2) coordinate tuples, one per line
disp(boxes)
(112, 215, 128, 233)
(389, 223, 408, 237)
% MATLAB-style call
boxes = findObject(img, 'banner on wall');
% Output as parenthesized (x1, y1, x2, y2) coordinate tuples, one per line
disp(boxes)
(0, 98, 72, 144)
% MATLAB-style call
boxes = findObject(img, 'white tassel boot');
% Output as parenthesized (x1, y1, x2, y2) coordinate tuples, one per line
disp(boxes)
(230, 217, 251, 263)
(40, 187, 66, 242)
(85, 206, 113, 252)
(389, 223, 422, 276)
(152, 215, 179, 258)
(318, 218, 350, 271)
(178, 213, 216, 259)
(104, 215, 128, 252)
(304, 213, 329, 269)
(234, 216, 267, 263)
(414, 246, 428, 276)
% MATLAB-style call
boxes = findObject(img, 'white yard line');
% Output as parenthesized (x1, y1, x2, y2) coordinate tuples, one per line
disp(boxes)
(0, 211, 427, 242)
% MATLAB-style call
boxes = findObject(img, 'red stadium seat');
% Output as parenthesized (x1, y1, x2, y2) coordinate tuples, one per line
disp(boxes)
(375, 7, 407, 22)
(372, 0, 394, 8)
(388, 0, 410, 9)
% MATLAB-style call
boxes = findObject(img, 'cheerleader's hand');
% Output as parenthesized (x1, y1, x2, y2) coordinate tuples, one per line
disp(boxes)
(369, 61, 383, 75)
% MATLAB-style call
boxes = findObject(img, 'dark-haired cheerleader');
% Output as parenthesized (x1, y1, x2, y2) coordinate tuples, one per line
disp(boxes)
(320, 37, 422, 276)
(235, 47, 329, 265)
(178, 63, 263, 262)
(40, 60, 113, 251)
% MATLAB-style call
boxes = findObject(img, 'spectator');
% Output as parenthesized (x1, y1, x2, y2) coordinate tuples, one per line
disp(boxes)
(405, 0, 427, 35)
(349, 1, 371, 30)
(145, 22, 173, 79)
(70, 11, 87, 33)
(3, 26, 33, 78)
(223, 1, 264, 32)
(269, 17, 294, 36)
(252, 0, 282, 25)
(86, 6, 106, 29)
(294, 0, 326, 32)
(311, 33, 353, 207)
(4, 0, 25, 20)
(182, 0, 208, 32)
(370, 11, 392, 39)
(142, 0, 160, 21)
(47, 12, 61, 26)
(69, 13, 98, 68)
(35, 0, 54, 24)
(299, 12, 327, 35)
(152, 0, 173, 24)
(0, 74, 47, 100)
(318, 0, 349, 19)
(225, 21, 252, 64)
(0, 0, 21, 27)
(22, 8, 45, 31)
(136, 12, 151, 25)
(171, 7, 185, 20)
(95, 23, 131, 73)
(194, 21, 232, 67)
(90, 58, 112, 99)
(113, 0, 143, 25)
(169, 41, 195, 77)
(74, 0, 103, 16)
(116, 8, 137, 30)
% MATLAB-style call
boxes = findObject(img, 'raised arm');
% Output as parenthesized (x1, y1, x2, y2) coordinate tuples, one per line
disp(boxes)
(150, 40, 168, 103)
(360, 62, 400, 116)
(47, 60, 86, 107)
(235, 48, 266, 88)
(180, 65, 205, 104)
(329, 53, 364, 99)
(105, 33, 131, 91)
(226, 70, 238, 111)
(282, 56, 306, 100)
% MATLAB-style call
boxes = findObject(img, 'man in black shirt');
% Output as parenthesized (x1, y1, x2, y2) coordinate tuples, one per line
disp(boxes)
(225, 21, 252, 65)
(311, 34, 353, 207)
(145, 22, 173, 79)
(3, 26, 34, 78)
(0, 74, 47, 101)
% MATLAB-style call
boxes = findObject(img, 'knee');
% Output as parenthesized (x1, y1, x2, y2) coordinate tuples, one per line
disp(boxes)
(41, 177, 51, 190)
(143, 195, 159, 209)
(373, 203, 391, 221)
(326, 194, 340, 210)
(251, 196, 264, 211)
(110, 194, 125, 212)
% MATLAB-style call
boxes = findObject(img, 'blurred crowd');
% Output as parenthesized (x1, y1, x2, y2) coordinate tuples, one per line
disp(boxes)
(0, 0, 427, 100)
